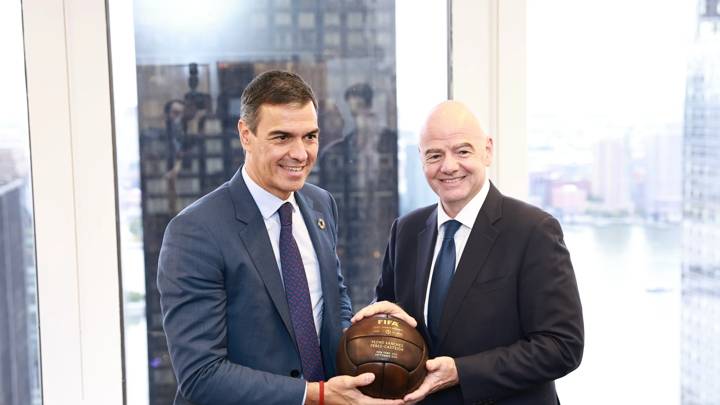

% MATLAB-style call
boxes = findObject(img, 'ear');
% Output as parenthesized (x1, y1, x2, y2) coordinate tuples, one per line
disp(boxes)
(238, 119, 253, 150)
(483, 136, 494, 166)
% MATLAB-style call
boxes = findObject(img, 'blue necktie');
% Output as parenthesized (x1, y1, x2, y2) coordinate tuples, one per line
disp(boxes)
(428, 219, 462, 346)
(278, 202, 324, 381)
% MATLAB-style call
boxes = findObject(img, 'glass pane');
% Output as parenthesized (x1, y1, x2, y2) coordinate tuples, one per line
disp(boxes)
(0, 1, 42, 404)
(529, 0, 718, 404)
(109, 0, 446, 403)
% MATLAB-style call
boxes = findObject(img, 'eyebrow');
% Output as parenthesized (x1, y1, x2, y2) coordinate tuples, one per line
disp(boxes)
(423, 143, 475, 155)
(423, 148, 444, 156)
(453, 142, 474, 150)
(268, 129, 319, 137)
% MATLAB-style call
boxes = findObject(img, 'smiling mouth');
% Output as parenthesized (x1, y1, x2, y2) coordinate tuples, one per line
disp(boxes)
(440, 176, 465, 184)
(280, 164, 305, 173)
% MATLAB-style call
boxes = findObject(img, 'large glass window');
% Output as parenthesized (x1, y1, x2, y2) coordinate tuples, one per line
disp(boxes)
(0, 1, 42, 404)
(109, 1, 446, 402)
(529, 0, 718, 403)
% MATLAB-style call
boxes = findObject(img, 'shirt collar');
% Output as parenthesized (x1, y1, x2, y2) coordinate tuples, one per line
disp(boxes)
(437, 177, 491, 231)
(242, 165, 298, 220)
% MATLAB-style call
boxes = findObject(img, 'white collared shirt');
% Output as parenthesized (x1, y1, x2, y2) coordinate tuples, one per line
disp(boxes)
(242, 166, 323, 336)
(423, 178, 491, 325)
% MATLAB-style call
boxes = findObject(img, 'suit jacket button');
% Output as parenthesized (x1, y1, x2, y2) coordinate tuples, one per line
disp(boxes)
(290, 369, 301, 378)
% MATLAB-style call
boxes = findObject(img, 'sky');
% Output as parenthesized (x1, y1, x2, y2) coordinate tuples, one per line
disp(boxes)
(527, 0, 696, 134)
(0, 0, 30, 146)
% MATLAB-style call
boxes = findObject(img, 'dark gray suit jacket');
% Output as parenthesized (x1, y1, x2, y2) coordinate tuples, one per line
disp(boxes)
(376, 183, 583, 405)
(158, 169, 352, 405)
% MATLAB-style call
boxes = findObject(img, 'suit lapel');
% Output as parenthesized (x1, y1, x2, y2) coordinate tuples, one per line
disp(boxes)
(437, 184, 503, 347)
(229, 171, 296, 343)
(414, 206, 438, 340)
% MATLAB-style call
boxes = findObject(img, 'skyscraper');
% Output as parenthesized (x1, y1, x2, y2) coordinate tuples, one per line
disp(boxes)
(132, 1, 398, 402)
(0, 152, 37, 405)
(681, 1, 720, 403)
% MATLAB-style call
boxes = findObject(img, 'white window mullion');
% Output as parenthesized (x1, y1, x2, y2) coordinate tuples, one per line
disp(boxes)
(23, 0, 124, 404)
(451, 0, 527, 200)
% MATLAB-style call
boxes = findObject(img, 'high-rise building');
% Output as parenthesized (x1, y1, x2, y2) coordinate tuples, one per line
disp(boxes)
(592, 137, 633, 214)
(681, 1, 720, 404)
(644, 131, 682, 223)
(133, 1, 397, 402)
(0, 155, 37, 405)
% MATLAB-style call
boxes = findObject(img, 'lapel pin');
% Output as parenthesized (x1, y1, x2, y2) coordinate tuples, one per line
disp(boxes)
(317, 218, 326, 230)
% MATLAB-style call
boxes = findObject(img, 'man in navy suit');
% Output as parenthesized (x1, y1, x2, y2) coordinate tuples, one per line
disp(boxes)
(355, 101, 584, 404)
(158, 71, 403, 405)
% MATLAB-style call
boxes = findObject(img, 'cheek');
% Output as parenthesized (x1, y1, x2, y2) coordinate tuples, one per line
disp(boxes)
(422, 165, 435, 181)
(307, 145, 319, 160)
(481, 152, 492, 166)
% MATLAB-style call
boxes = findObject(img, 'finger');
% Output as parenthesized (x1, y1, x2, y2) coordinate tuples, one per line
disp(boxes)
(389, 311, 417, 328)
(347, 372, 376, 388)
(363, 398, 405, 405)
(351, 302, 389, 323)
(425, 358, 440, 371)
(403, 383, 431, 403)
(351, 302, 418, 328)
(350, 304, 379, 323)
(378, 302, 417, 327)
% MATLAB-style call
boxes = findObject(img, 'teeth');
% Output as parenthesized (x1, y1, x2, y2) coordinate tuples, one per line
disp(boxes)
(441, 177, 462, 183)
(283, 166, 303, 172)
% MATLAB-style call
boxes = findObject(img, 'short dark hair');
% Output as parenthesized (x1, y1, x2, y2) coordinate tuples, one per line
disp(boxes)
(344, 82, 373, 108)
(240, 70, 318, 133)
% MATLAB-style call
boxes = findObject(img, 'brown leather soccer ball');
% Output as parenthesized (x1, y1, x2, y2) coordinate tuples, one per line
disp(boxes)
(336, 314, 428, 399)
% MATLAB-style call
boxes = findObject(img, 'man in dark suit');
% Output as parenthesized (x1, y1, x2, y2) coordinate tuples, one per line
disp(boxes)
(157, 70, 403, 405)
(354, 100, 584, 404)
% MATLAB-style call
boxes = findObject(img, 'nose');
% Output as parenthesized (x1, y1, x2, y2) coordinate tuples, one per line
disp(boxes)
(440, 155, 459, 173)
(287, 137, 308, 162)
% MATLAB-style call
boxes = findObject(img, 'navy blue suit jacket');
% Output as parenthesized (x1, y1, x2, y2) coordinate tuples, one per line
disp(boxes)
(158, 169, 352, 405)
(376, 183, 583, 404)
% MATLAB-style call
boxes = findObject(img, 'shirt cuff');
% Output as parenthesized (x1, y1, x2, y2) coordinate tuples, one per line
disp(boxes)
(302, 382, 308, 405)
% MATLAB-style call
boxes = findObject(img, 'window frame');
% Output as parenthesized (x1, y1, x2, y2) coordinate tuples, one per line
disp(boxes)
(23, 0, 124, 403)
(20, 0, 525, 403)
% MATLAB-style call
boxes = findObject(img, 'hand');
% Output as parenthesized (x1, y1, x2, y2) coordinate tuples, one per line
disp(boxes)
(307, 373, 404, 405)
(403, 357, 459, 404)
(351, 301, 417, 328)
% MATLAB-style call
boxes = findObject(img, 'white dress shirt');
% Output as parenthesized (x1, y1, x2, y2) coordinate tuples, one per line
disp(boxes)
(242, 166, 324, 336)
(423, 178, 491, 325)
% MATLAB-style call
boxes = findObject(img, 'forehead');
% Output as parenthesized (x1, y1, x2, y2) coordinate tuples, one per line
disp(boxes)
(256, 102, 318, 131)
(419, 127, 481, 151)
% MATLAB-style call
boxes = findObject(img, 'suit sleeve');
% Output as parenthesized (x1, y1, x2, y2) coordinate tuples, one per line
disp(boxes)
(157, 214, 306, 405)
(329, 191, 353, 328)
(454, 216, 584, 402)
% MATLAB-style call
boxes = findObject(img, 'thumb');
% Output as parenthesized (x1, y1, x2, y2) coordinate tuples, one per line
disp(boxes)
(425, 358, 441, 372)
(349, 372, 376, 388)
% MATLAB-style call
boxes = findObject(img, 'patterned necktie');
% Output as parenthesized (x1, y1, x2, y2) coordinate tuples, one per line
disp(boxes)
(427, 219, 462, 346)
(277, 202, 324, 381)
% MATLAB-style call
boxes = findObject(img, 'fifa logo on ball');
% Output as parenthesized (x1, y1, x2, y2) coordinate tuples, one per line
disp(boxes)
(377, 319, 400, 327)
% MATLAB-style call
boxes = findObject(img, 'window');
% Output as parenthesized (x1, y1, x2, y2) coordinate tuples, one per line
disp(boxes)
(0, 1, 42, 404)
(529, 0, 719, 403)
(109, 0, 446, 402)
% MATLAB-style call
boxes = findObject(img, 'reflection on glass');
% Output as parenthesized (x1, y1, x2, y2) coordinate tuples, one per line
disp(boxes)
(111, 1, 409, 403)
(529, 0, 718, 404)
(0, 1, 42, 404)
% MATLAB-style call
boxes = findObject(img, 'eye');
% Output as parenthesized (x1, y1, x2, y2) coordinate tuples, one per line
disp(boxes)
(305, 133, 318, 141)
(425, 153, 441, 162)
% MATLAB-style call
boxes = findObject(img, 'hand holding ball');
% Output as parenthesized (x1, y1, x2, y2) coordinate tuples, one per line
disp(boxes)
(336, 314, 428, 399)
